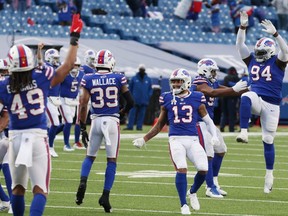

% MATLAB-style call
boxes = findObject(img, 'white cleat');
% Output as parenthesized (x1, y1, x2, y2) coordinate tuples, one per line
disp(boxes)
(181, 204, 191, 215)
(264, 174, 274, 194)
(49, 147, 59, 157)
(0, 201, 10, 212)
(216, 187, 227, 196)
(187, 190, 200, 211)
(73, 142, 86, 150)
(63, 145, 75, 152)
(205, 187, 223, 198)
(236, 133, 248, 143)
(8, 204, 13, 214)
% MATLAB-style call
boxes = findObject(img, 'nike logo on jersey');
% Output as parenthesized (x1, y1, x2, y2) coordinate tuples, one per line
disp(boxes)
(74, 27, 79, 32)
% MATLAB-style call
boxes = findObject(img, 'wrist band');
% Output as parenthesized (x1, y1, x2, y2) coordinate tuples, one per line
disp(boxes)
(273, 32, 279, 37)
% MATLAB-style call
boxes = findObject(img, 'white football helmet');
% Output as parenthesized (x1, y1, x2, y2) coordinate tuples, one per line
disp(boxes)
(254, 37, 276, 62)
(8, 44, 35, 73)
(169, 68, 191, 94)
(96, 49, 115, 71)
(0, 59, 9, 70)
(84, 49, 96, 67)
(44, 48, 60, 66)
(197, 58, 219, 82)
(70, 57, 81, 77)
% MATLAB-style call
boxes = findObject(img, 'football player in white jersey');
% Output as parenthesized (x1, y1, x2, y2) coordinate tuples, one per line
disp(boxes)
(75, 49, 134, 213)
(59, 57, 85, 151)
(236, 12, 288, 194)
(192, 58, 247, 198)
(0, 14, 83, 215)
(133, 68, 220, 214)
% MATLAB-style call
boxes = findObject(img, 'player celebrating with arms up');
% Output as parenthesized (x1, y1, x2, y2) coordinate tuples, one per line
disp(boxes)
(236, 11, 288, 193)
(0, 14, 83, 215)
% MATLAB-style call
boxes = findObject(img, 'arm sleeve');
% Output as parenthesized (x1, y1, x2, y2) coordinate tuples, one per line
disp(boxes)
(202, 114, 217, 138)
(122, 91, 134, 113)
(236, 28, 250, 59)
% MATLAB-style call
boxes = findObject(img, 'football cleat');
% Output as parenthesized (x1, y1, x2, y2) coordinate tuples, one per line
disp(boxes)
(8, 204, 13, 214)
(206, 187, 223, 198)
(0, 201, 10, 212)
(186, 190, 200, 211)
(73, 142, 86, 150)
(236, 133, 248, 143)
(99, 194, 112, 212)
(75, 182, 87, 205)
(216, 187, 227, 196)
(264, 174, 274, 194)
(63, 145, 75, 152)
(181, 204, 191, 215)
(49, 147, 59, 158)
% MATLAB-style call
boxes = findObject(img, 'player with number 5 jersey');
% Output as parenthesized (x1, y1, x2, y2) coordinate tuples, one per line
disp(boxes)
(236, 12, 288, 194)
(0, 14, 83, 216)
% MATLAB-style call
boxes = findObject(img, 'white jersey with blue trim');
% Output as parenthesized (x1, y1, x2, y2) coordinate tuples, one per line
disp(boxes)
(60, 71, 84, 99)
(0, 65, 55, 130)
(160, 91, 206, 136)
(248, 55, 284, 105)
(81, 71, 127, 116)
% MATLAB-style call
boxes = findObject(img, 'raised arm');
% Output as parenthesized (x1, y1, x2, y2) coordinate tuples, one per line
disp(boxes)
(37, 42, 44, 66)
(51, 14, 83, 87)
(236, 11, 250, 61)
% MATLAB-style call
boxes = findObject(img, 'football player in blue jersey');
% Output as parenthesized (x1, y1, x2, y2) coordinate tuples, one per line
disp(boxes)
(0, 14, 83, 216)
(236, 11, 288, 194)
(43, 47, 63, 157)
(192, 58, 247, 199)
(59, 57, 85, 151)
(75, 49, 134, 213)
(82, 49, 97, 74)
(133, 68, 220, 214)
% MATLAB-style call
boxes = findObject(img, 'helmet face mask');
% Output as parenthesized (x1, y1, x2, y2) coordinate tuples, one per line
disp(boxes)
(44, 49, 60, 66)
(254, 37, 276, 63)
(8, 44, 35, 73)
(84, 50, 96, 68)
(169, 68, 191, 95)
(70, 57, 81, 77)
(197, 58, 219, 83)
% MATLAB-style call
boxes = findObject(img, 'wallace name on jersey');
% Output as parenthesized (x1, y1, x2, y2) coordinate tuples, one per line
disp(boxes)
(92, 77, 116, 86)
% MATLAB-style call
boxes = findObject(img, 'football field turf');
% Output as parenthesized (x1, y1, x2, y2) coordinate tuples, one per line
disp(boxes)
(2, 126, 288, 215)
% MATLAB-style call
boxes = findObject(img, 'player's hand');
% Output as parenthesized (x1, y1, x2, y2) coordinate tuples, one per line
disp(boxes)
(240, 11, 248, 27)
(232, 80, 247, 92)
(70, 13, 83, 38)
(132, 138, 146, 149)
(211, 136, 220, 146)
(80, 122, 89, 148)
(38, 42, 44, 50)
(261, 19, 277, 35)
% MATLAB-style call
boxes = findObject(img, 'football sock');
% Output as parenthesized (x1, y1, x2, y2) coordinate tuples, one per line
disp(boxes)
(175, 172, 187, 206)
(2, 163, 12, 198)
(11, 194, 25, 216)
(239, 96, 251, 128)
(213, 153, 224, 177)
(104, 161, 116, 191)
(263, 142, 275, 170)
(56, 124, 64, 135)
(63, 123, 72, 146)
(81, 157, 94, 177)
(30, 193, 46, 216)
(0, 184, 9, 202)
(48, 125, 58, 147)
(74, 123, 80, 143)
(205, 159, 214, 188)
(190, 172, 206, 194)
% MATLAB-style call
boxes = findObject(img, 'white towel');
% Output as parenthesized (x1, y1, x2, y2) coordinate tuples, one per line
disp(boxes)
(101, 120, 111, 146)
(15, 133, 34, 167)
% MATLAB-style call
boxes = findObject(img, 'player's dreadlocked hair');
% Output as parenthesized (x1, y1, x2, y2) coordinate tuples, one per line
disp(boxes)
(9, 70, 33, 94)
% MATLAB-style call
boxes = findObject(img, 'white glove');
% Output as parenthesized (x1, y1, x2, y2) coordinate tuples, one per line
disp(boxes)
(240, 11, 248, 27)
(132, 138, 146, 149)
(211, 136, 220, 146)
(261, 19, 277, 35)
(232, 80, 247, 92)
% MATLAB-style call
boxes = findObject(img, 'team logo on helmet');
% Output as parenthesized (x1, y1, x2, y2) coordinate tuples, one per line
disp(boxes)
(199, 59, 214, 66)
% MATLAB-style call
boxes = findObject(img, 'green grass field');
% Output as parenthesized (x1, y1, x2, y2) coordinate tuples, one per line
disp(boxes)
(2, 125, 288, 215)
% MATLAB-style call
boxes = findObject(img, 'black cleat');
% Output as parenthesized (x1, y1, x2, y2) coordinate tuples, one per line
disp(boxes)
(75, 182, 87, 205)
(98, 194, 112, 213)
